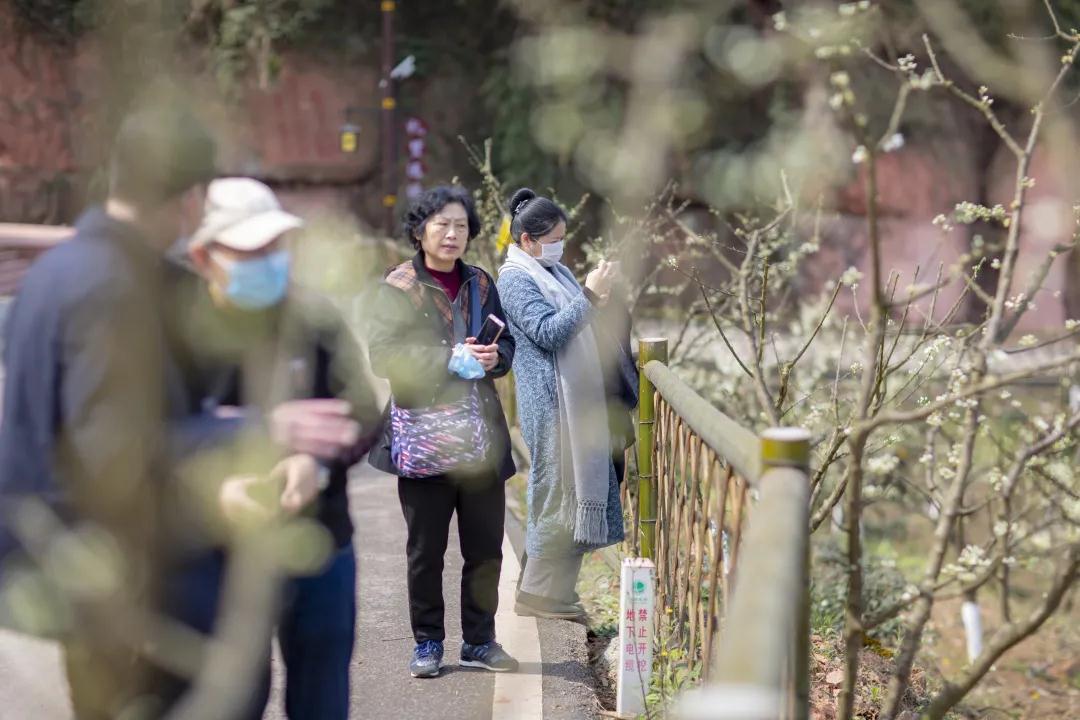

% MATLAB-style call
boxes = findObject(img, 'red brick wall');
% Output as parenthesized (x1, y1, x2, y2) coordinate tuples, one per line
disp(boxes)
(816, 141, 1075, 334)
(0, 2, 80, 223)
(0, 0, 385, 226)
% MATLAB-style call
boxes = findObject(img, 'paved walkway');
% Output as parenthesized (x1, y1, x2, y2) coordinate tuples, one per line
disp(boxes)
(0, 468, 596, 720)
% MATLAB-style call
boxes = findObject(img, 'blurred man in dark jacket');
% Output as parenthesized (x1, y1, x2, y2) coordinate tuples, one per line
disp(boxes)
(0, 104, 216, 719)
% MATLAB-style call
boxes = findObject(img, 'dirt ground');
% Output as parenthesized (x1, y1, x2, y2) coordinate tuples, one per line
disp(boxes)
(922, 596, 1079, 719)
(803, 579, 1079, 719)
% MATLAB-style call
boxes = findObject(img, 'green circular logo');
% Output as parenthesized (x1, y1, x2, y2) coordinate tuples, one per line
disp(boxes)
(634, 580, 647, 594)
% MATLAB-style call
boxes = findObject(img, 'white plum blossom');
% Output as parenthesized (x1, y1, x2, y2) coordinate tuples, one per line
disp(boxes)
(955, 201, 1008, 225)
(932, 213, 954, 232)
(1046, 462, 1073, 486)
(943, 544, 994, 584)
(882, 132, 905, 152)
(923, 335, 951, 358)
(987, 467, 1005, 492)
(867, 454, 900, 476)
(840, 266, 864, 287)
(852, 145, 869, 164)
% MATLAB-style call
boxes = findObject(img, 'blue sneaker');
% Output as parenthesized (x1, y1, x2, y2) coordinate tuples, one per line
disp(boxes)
(410, 640, 444, 678)
(460, 640, 519, 672)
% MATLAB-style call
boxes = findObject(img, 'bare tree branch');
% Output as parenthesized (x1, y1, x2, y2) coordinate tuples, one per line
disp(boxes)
(880, 405, 980, 720)
(921, 544, 1079, 720)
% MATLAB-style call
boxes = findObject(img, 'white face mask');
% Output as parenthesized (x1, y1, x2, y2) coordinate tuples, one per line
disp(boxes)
(538, 240, 564, 264)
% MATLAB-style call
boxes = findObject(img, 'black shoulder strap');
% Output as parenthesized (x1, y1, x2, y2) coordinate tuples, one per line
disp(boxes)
(468, 269, 482, 338)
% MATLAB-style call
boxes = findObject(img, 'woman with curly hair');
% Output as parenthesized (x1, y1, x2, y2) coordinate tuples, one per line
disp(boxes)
(367, 185, 519, 678)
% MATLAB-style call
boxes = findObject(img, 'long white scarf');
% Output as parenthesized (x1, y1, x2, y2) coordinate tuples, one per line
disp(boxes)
(501, 244, 611, 545)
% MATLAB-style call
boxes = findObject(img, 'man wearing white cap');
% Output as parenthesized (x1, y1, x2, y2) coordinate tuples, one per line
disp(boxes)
(187, 177, 302, 311)
(166, 177, 381, 720)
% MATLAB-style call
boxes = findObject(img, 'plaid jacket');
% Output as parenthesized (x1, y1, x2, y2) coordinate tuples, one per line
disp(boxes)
(384, 254, 492, 339)
(368, 252, 516, 481)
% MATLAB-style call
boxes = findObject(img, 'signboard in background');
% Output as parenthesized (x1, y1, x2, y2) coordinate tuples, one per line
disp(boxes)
(616, 557, 655, 718)
(404, 116, 429, 200)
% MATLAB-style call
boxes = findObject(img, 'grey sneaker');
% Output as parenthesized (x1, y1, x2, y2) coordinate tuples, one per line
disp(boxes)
(460, 641, 519, 672)
(409, 640, 443, 678)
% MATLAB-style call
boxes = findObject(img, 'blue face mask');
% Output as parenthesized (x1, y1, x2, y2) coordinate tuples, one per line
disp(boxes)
(218, 250, 291, 310)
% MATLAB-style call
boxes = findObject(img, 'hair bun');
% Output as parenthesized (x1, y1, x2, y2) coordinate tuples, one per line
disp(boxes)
(509, 188, 537, 216)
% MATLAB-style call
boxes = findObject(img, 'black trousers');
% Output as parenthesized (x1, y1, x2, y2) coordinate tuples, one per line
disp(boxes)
(397, 474, 505, 645)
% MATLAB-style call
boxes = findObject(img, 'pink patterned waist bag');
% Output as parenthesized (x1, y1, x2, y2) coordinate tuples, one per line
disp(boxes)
(389, 387, 490, 478)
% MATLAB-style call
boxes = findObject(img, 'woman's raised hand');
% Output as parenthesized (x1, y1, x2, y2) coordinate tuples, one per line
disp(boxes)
(585, 259, 617, 302)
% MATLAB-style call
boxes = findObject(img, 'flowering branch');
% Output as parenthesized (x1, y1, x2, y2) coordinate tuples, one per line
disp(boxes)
(922, 35, 1025, 158)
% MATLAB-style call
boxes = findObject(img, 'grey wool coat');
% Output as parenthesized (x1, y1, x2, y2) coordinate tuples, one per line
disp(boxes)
(496, 265, 625, 559)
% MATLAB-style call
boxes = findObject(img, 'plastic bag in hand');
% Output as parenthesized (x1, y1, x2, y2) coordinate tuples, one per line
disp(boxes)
(448, 343, 486, 380)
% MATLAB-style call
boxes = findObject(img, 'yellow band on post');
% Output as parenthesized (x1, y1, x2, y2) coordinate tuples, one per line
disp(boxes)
(760, 428, 811, 469)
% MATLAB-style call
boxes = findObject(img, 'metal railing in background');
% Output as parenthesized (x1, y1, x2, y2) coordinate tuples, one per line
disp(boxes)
(632, 338, 811, 719)
(0, 223, 72, 296)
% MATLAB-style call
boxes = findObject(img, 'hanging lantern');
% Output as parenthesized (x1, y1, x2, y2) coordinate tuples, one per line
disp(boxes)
(340, 122, 360, 154)
(340, 107, 361, 154)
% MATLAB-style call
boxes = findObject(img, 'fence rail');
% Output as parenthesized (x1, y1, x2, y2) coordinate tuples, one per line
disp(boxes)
(632, 338, 811, 719)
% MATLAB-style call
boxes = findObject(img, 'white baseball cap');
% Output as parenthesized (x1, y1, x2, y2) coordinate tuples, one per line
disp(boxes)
(190, 177, 303, 251)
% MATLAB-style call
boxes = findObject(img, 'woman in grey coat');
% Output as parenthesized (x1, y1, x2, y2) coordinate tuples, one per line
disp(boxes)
(497, 188, 637, 619)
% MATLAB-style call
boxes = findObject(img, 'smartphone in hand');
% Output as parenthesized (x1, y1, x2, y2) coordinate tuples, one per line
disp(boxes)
(476, 314, 506, 346)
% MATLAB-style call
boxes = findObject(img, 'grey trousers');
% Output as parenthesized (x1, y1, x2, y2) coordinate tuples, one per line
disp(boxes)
(518, 552, 584, 605)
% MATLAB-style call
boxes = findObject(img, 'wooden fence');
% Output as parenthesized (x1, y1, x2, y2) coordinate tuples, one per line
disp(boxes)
(631, 338, 812, 720)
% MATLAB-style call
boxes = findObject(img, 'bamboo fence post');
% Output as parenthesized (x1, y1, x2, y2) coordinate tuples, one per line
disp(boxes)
(636, 338, 668, 560)
(761, 428, 812, 720)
